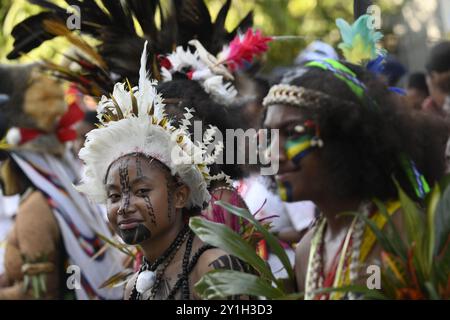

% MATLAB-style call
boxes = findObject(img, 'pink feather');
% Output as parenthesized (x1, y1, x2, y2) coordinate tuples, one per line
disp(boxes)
(224, 29, 272, 71)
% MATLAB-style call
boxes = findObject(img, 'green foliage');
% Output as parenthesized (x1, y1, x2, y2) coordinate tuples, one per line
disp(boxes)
(192, 176, 450, 300)
(195, 269, 285, 299)
(354, 179, 450, 299)
(190, 201, 296, 299)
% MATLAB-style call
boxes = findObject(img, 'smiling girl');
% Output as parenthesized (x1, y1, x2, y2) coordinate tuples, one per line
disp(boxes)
(76, 47, 251, 300)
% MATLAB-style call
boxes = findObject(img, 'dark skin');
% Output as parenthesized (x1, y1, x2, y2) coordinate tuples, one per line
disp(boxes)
(406, 88, 428, 111)
(426, 72, 448, 109)
(105, 153, 248, 299)
(264, 104, 405, 293)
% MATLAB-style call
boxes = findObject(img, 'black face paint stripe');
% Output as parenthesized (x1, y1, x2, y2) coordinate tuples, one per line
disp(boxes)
(143, 195, 157, 225)
(167, 178, 173, 222)
(136, 155, 143, 179)
(118, 158, 131, 214)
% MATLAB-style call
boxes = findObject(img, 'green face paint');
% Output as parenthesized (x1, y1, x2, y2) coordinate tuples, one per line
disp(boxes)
(285, 134, 314, 166)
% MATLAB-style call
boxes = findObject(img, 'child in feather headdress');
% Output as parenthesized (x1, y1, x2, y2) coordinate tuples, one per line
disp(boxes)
(76, 44, 253, 300)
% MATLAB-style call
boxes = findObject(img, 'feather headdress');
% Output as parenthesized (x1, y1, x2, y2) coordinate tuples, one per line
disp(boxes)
(7, 0, 253, 98)
(76, 43, 226, 208)
(336, 14, 385, 65)
(161, 28, 271, 105)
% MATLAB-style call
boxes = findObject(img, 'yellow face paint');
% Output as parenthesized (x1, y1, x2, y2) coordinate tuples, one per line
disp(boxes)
(285, 134, 314, 165)
(277, 181, 293, 202)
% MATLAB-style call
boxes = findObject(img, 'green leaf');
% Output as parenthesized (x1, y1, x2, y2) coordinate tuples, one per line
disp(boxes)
(23, 275, 29, 293)
(31, 276, 40, 299)
(424, 282, 440, 300)
(343, 211, 400, 258)
(435, 183, 450, 256)
(276, 292, 304, 300)
(189, 217, 276, 284)
(215, 200, 295, 280)
(310, 285, 388, 300)
(426, 183, 440, 273)
(195, 269, 284, 300)
(39, 274, 47, 293)
(395, 180, 424, 245)
(395, 181, 428, 276)
(372, 199, 407, 260)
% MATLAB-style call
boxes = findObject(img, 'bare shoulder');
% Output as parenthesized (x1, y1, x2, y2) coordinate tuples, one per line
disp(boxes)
(190, 245, 248, 287)
(190, 245, 250, 300)
(294, 227, 315, 292)
(124, 272, 138, 300)
(193, 247, 248, 279)
(16, 190, 60, 253)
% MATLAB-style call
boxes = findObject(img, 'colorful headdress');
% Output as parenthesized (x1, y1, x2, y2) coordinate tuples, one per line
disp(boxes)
(161, 28, 271, 105)
(76, 43, 226, 208)
(0, 64, 84, 156)
(7, 0, 254, 98)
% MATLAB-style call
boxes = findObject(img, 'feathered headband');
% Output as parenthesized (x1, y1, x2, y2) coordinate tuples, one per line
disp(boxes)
(76, 43, 227, 208)
(161, 28, 272, 105)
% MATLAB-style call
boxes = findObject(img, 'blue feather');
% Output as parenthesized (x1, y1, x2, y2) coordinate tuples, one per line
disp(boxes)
(388, 87, 407, 96)
(367, 54, 386, 74)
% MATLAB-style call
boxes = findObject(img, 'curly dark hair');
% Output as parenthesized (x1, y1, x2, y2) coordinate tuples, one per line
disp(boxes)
(156, 78, 247, 181)
(280, 62, 448, 202)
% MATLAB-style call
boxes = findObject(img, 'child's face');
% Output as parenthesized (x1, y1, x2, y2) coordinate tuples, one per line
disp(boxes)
(105, 154, 188, 245)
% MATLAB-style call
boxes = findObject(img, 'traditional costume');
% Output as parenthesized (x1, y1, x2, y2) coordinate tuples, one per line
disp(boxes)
(0, 64, 123, 299)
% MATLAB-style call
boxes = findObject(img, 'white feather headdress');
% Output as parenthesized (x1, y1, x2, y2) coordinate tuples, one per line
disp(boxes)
(76, 42, 225, 208)
(160, 29, 271, 106)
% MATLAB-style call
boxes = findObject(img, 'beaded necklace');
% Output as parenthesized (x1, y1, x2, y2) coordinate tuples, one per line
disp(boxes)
(129, 225, 215, 300)
(130, 225, 190, 300)
(304, 203, 370, 300)
(304, 201, 401, 300)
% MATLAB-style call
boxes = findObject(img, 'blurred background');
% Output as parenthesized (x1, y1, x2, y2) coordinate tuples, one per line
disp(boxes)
(0, 0, 449, 81)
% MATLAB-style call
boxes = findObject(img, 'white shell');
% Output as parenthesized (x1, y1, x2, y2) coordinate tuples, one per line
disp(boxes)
(6, 127, 21, 146)
(135, 270, 156, 294)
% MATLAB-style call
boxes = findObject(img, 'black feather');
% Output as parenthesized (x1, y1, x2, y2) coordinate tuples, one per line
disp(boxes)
(99, 0, 135, 34)
(173, 0, 213, 50)
(7, 0, 253, 96)
(214, 0, 231, 30)
(7, 12, 65, 59)
(128, 0, 160, 40)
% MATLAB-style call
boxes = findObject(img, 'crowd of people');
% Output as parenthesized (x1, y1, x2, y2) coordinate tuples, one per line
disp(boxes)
(0, 0, 448, 300)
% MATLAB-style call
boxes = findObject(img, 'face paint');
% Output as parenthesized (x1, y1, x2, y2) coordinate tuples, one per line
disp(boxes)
(118, 158, 131, 214)
(277, 181, 293, 202)
(135, 154, 143, 178)
(136, 156, 157, 225)
(285, 134, 314, 166)
(143, 195, 157, 225)
(166, 179, 174, 222)
(120, 223, 152, 245)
